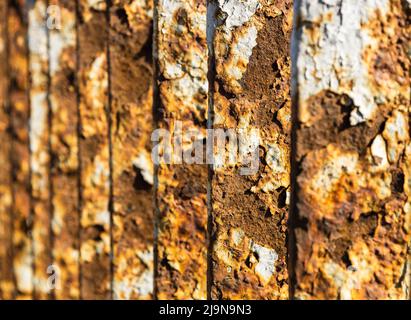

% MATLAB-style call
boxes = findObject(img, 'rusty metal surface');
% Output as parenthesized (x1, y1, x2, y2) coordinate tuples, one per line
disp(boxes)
(155, 0, 208, 300)
(0, 0, 409, 301)
(77, 0, 111, 299)
(109, 0, 154, 300)
(49, 0, 80, 300)
(28, 0, 52, 299)
(8, 0, 33, 300)
(0, 0, 14, 300)
(292, 0, 411, 299)
(210, 0, 292, 300)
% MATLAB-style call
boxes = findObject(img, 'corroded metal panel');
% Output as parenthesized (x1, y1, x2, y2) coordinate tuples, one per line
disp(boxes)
(28, 0, 52, 299)
(109, 0, 154, 300)
(155, 0, 208, 299)
(77, 0, 111, 299)
(8, 0, 33, 300)
(0, 0, 14, 300)
(49, 0, 80, 300)
(210, 0, 292, 299)
(292, 0, 411, 299)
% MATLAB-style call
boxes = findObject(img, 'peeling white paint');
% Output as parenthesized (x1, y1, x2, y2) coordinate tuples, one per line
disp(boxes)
(87, 53, 108, 110)
(231, 228, 245, 246)
(28, 2, 47, 58)
(113, 247, 154, 300)
(215, 228, 279, 285)
(87, 0, 106, 11)
(251, 242, 278, 284)
(295, 0, 390, 125)
(15, 256, 33, 294)
(311, 146, 358, 195)
(266, 143, 287, 174)
(29, 92, 48, 155)
(370, 134, 389, 170)
(383, 111, 409, 164)
(225, 25, 258, 84)
(132, 152, 154, 185)
(49, 8, 76, 75)
(218, 0, 260, 29)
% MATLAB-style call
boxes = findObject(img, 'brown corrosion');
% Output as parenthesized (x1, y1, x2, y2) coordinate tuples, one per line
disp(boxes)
(211, 0, 292, 299)
(49, 0, 80, 300)
(78, 0, 111, 299)
(109, 0, 154, 300)
(0, 0, 14, 300)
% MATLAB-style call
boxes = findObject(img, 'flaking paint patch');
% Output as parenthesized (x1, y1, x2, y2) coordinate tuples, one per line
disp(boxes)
(114, 247, 154, 299)
(370, 135, 389, 170)
(132, 152, 154, 185)
(48, 4, 76, 76)
(294, 0, 395, 125)
(224, 25, 258, 92)
(214, 227, 285, 298)
(250, 242, 279, 284)
(217, 0, 260, 28)
(382, 111, 409, 164)
(214, 1, 261, 94)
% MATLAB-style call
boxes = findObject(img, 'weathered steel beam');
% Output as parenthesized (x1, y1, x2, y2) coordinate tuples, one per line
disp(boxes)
(109, 0, 154, 300)
(0, 0, 14, 300)
(8, 0, 33, 300)
(28, 0, 52, 299)
(49, 0, 80, 300)
(209, 0, 292, 299)
(155, 0, 209, 299)
(292, 0, 411, 299)
(77, 0, 111, 299)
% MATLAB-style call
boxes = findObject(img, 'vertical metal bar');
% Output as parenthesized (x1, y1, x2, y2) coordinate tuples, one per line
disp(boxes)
(48, 0, 80, 300)
(28, 0, 52, 299)
(77, 0, 111, 299)
(0, 0, 14, 300)
(109, 0, 155, 300)
(291, 0, 411, 299)
(8, 0, 33, 300)
(209, 0, 292, 299)
(154, 0, 209, 299)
